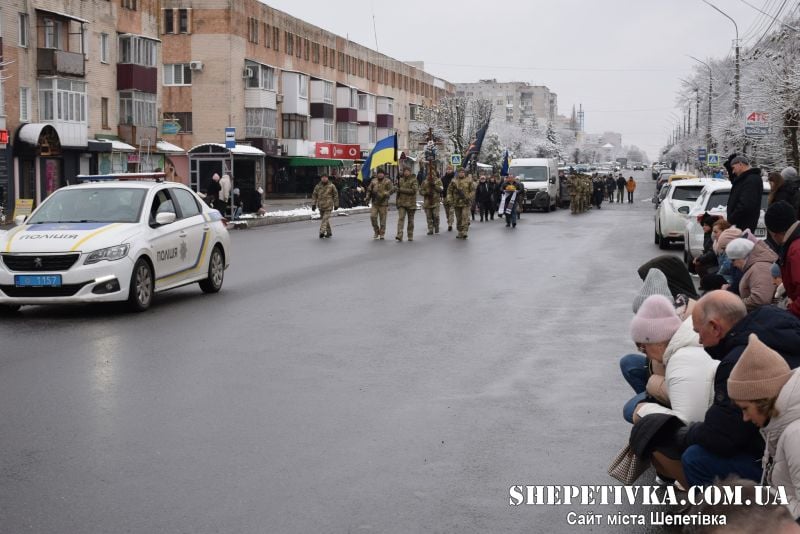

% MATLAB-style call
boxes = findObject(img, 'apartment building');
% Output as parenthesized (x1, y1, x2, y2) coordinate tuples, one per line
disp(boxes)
(454, 80, 557, 125)
(0, 0, 163, 211)
(160, 0, 453, 195)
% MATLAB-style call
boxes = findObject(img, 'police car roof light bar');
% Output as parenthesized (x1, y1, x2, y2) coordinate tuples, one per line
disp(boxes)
(76, 172, 167, 183)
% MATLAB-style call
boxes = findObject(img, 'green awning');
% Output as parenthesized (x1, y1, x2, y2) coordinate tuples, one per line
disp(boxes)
(287, 157, 344, 167)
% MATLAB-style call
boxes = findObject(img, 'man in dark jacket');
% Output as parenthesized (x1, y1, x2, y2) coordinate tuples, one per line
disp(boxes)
(680, 291, 800, 485)
(726, 155, 763, 233)
(475, 176, 494, 221)
(616, 175, 626, 204)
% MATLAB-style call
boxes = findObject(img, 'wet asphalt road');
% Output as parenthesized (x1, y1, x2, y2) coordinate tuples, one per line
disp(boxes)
(0, 171, 686, 533)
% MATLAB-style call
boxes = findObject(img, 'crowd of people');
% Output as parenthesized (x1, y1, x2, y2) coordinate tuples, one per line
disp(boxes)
(614, 153, 800, 524)
(567, 172, 637, 214)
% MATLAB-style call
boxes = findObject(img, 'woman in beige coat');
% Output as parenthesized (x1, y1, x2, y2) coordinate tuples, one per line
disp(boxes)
(726, 237, 779, 311)
(729, 333, 800, 519)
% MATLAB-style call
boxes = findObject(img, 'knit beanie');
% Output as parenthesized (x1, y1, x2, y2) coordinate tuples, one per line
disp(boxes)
(728, 334, 793, 401)
(630, 295, 682, 344)
(633, 268, 673, 313)
(725, 238, 755, 260)
(765, 201, 798, 234)
(714, 226, 742, 254)
(782, 166, 798, 182)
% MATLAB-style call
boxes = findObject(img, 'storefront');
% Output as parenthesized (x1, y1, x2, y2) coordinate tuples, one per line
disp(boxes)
(188, 143, 265, 213)
(156, 141, 189, 186)
(12, 124, 64, 207)
(275, 156, 345, 196)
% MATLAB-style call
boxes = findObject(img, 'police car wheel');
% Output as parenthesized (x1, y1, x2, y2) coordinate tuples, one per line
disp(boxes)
(199, 246, 224, 294)
(127, 258, 154, 312)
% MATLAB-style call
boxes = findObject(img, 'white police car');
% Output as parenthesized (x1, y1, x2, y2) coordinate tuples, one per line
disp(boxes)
(0, 176, 230, 312)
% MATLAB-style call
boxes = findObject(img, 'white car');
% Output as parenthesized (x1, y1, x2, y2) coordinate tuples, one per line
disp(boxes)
(654, 178, 714, 249)
(683, 180, 771, 269)
(0, 179, 231, 312)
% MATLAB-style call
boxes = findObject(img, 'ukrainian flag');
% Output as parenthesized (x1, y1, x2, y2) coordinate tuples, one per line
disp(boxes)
(358, 133, 398, 182)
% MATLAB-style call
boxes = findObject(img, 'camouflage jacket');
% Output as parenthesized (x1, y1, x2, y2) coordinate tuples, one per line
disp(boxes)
(419, 177, 443, 208)
(366, 177, 395, 207)
(447, 176, 476, 208)
(311, 181, 339, 210)
(395, 175, 419, 208)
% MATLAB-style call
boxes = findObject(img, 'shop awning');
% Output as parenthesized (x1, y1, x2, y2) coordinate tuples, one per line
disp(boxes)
(156, 140, 186, 153)
(109, 139, 136, 152)
(287, 157, 344, 167)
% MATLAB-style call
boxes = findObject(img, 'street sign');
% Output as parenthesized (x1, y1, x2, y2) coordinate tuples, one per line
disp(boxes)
(698, 147, 707, 162)
(450, 154, 462, 166)
(707, 153, 720, 167)
(745, 111, 770, 137)
(225, 127, 236, 149)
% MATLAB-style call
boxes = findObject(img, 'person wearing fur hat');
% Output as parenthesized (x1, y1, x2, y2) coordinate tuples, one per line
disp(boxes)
(630, 295, 718, 425)
(728, 333, 800, 519)
(726, 237, 779, 311)
(726, 155, 764, 233)
(767, 201, 800, 319)
(677, 291, 800, 486)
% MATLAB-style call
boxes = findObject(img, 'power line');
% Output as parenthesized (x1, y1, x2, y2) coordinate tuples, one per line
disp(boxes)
(425, 62, 682, 73)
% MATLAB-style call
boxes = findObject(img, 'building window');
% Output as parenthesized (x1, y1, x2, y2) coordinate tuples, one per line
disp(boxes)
(337, 51, 345, 72)
(178, 9, 189, 33)
(264, 23, 270, 48)
(369, 124, 377, 144)
(38, 79, 86, 123)
(248, 18, 258, 43)
(164, 9, 174, 34)
(100, 33, 110, 63)
(19, 87, 31, 121)
(118, 91, 156, 126)
(322, 81, 333, 104)
(358, 60, 364, 78)
(296, 38, 302, 58)
(322, 46, 327, 67)
(101, 97, 109, 129)
(335, 122, 357, 144)
(358, 94, 367, 111)
(245, 108, 276, 138)
(273, 27, 280, 52)
(122, 0, 137, 11)
(43, 18, 62, 49)
(245, 61, 275, 91)
(163, 111, 192, 133)
(304, 39, 309, 60)
(282, 114, 307, 140)
(409, 104, 420, 122)
(163, 63, 192, 85)
(118, 35, 157, 67)
(323, 121, 334, 142)
(312, 43, 319, 63)
(18, 13, 29, 47)
(298, 75, 308, 98)
(285, 32, 293, 55)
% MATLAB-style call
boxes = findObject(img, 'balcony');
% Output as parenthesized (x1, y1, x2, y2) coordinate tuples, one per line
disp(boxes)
(117, 64, 157, 93)
(118, 124, 157, 147)
(37, 48, 85, 77)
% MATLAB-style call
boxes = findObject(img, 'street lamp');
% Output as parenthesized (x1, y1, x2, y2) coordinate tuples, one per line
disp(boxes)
(701, 0, 739, 118)
(688, 55, 714, 151)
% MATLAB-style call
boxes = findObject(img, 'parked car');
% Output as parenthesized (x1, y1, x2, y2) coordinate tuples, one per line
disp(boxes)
(683, 180, 771, 268)
(633, 164, 645, 171)
(656, 172, 695, 194)
(654, 178, 715, 249)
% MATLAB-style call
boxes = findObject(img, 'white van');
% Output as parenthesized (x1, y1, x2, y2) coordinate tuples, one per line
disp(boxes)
(507, 158, 559, 212)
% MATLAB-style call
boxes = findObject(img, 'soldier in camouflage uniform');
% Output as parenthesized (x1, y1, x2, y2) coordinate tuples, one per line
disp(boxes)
(580, 174, 592, 212)
(395, 167, 419, 241)
(365, 170, 395, 239)
(419, 168, 443, 234)
(568, 173, 579, 214)
(441, 166, 456, 231)
(311, 174, 340, 238)
(446, 168, 476, 239)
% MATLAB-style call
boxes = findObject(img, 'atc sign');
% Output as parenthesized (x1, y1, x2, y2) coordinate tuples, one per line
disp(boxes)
(745, 111, 770, 136)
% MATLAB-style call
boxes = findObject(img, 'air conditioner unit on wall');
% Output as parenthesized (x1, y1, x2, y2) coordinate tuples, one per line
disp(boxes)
(189, 60, 203, 71)
(242, 67, 254, 79)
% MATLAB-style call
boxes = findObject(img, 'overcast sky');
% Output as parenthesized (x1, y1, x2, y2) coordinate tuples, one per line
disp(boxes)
(264, 0, 786, 160)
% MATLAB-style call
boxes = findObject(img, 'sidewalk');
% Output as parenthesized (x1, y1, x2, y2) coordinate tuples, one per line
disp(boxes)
(231, 196, 371, 229)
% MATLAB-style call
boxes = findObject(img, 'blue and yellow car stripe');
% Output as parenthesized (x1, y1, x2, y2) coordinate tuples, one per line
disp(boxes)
(156, 231, 211, 283)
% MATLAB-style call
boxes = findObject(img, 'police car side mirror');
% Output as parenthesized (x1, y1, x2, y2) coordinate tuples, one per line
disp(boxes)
(14, 215, 27, 226)
(155, 212, 177, 226)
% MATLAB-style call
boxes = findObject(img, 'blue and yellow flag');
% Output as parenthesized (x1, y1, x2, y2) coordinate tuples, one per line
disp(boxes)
(500, 150, 510, 177)
(358, 133, 398, 182)
(461, 122, 489, 170)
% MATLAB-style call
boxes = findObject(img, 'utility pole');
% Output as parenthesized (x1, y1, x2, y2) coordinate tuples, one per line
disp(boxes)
(695, 88, 700, 133)
(688, 106, 692, 136)
(702, 0, 739, 118)
(689, 55, 714, 151)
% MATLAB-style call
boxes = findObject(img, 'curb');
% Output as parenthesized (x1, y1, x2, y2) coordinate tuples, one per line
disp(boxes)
(233, 207, 371, 229)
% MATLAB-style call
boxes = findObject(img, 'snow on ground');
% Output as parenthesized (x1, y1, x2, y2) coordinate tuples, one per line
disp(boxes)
(238, 205, 368, 220)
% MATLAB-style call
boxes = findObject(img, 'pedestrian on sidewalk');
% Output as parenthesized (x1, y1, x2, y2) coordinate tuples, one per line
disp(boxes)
(616, 174, 626, 203)
(447, 168, 476, 239)
(605, 174, 616, 203)
(366, 170, 395, 240)
(419, 168, 443, 235)
(476, 175, 494, 222)
(311, 174, 339, 238)
(395, 167, 419, 242)
(626, 176, 637, 203)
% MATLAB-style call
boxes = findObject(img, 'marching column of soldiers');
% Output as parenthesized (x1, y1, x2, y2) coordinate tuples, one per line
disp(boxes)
(567, 173, 593, 214)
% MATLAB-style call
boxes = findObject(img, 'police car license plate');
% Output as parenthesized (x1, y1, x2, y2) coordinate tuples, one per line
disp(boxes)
(755, 228, 767, 237)
(15, 275, 62, 287)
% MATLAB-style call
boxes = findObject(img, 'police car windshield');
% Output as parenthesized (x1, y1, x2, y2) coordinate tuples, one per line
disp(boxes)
(510, 166, 548, 181)
(28, 188, 147, 224)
